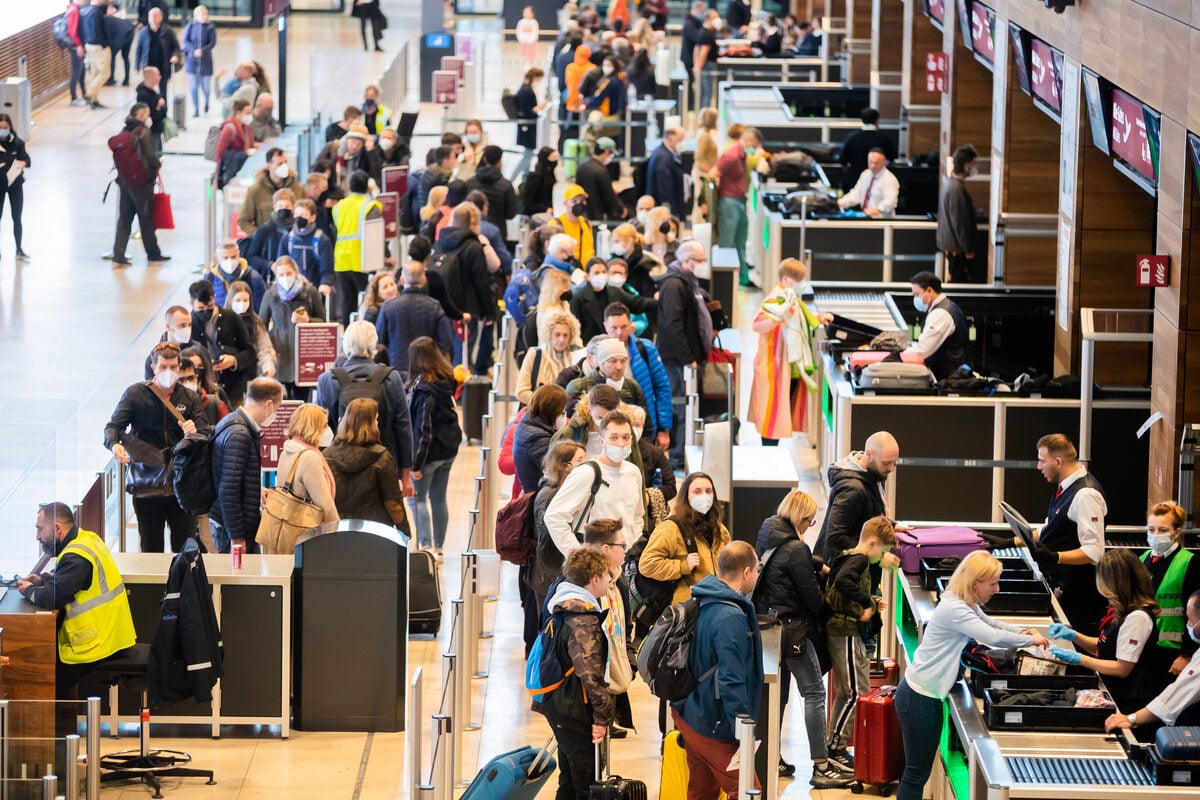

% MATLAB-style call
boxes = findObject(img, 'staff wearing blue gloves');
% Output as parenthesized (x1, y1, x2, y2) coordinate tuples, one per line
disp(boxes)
(894, 552, 1048, 800)
(1047, 549, 1172, 714)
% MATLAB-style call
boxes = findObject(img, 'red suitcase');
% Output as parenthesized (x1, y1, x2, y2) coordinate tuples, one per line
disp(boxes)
(827, 657, 898, 738)
(852, 686, 905, 795)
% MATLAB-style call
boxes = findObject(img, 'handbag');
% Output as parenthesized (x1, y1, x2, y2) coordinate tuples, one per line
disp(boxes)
(153, 177, 175, 229)
(125, 383, 189, 497)
(162, 116, 179, 143)
(702, 336, 736, 400)
(257, 450, 326, 554)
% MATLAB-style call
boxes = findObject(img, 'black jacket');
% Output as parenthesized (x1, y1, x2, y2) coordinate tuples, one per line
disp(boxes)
(190, 306, 255, 401)
(520, 166, 556, 216)
(315, 356, 413, 469)
(812, 459, 886, 560)
(753, 515, 824, 623)
(104, 382, 210, 497)
(408, 377, 462, 471)
(515, 85, 539, 150)
(434, 226, 496, 319)
(244, 216, 291, 276)
(625, 244, 663, 302)
(656, 266, 707, 365)
(325, 441, 407, 527)
(512, 413, 557, 492)
(0, 132, 30, 190)
(646, 144, 686, 219)
(576, 157, 625, 221)
(568, 282, 656, 342)
(135, 83, 166, 135)
(209, 409, 261, 541)
(637, 437, 676, 502)
(344, 147, 384, 186)
(149, 538, 223, 706)
(467, 166, 519, 233)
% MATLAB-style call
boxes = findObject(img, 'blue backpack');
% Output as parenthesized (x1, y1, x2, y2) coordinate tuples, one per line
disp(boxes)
(525, 610, 574, 704)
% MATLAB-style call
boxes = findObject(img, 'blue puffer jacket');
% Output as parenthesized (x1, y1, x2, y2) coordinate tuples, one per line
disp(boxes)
(512, 413, 557, 492)
(673, 574, 764, 743)
(209, 410, 261, 541)
(626, 337, 673, 436)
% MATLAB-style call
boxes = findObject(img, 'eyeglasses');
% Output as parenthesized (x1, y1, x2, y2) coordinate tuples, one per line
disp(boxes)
(605, 541, 628, 549)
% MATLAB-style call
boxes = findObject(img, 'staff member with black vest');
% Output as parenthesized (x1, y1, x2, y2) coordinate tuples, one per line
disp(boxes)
(902, 271, 971, 380)
(1029, 433, 1108, 637)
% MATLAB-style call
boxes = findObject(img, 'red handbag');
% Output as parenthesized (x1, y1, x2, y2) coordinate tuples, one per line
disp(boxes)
(703, 335, 737, 399)
(152, 177, 174, 230)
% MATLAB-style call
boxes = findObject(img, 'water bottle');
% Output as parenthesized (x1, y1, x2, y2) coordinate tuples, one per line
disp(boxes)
(652, 468, 663, 488)
(596, 223, 611, 260)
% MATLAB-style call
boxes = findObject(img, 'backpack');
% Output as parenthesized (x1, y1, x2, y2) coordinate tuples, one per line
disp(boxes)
(331, 366, 391, 420)
(525, 609, 575, 704)
(108, 129, 152, 187)
(624, 517, 698, 633)
(429, 249, 460, 282)
(636, 596, 736, 701)
(496, 491, 538, 565)
(203, 125, 222, 162)
(173, 432, 216, 516)
(398, 186, 418, 234)
(53, 15, 74, 49)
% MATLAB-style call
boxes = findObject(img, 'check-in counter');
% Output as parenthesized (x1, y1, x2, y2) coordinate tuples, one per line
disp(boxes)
(729, 445, 799, 542)
(716, 55, 843, 85)
(818, 357, 1151, 527)
(84, 553, 294, 737)
(719, 83, 900, 156)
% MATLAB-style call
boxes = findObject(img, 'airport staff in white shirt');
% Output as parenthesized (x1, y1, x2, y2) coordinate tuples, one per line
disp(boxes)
(837, 149, 899, 218)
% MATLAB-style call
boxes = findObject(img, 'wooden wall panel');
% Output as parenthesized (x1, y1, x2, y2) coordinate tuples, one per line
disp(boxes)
(0, 18, 72, 110)
(1003, 237, 1056, 286)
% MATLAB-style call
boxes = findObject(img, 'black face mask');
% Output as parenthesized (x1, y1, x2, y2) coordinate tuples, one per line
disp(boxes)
(659, 221, 671, 234)
(559, 290, 574, 303)
(294, 216, 313, 233)
(194, 308, 214, 323)
(273, 209, 294, 228)
(572, 200, 588, 217)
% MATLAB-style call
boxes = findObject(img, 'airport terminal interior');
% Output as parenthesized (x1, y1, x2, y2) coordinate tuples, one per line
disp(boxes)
(0, 0, 1199, 798)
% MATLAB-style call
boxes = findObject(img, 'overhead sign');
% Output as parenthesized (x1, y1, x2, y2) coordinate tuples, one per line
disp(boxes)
(1135, 255, 1169, 288)
(295, 323, 340, 387)
(925, 52, 948, 93)
(1111, 89, 1156, 182)
(433, 70, 458, 106)
(971, 3, 995, 65)
(259, 400, 302, 470)
(1029, 39, 1063, 114)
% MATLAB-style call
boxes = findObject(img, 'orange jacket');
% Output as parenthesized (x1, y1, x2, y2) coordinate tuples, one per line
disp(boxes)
(564, 45, 593, 110)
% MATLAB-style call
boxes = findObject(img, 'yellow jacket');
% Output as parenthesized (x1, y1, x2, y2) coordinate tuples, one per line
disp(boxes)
(638, 517, 732, 606)
(555, 213, 595, 265)
(58, 530, 137, 665)
(333, 193, 382, 273)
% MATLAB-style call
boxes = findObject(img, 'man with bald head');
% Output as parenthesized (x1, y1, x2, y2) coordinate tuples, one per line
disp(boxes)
(814, 431, 900, 560)
(375, 260, 454, 374)
(135, 6, 180, 99)
(646, 125, 688, 219)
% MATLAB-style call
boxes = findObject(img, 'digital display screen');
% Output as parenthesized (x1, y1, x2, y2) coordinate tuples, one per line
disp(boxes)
(424, 32, 451, 49)
(1081, 69, 1110, 156)
(1029, 39, 1063, 115)
(957, 0, 973, 51)
(971, 3, 995, 66)
(926, 0, 945, 26)
(1111, 89, 1158, 182)
(1010, 24, 1031, 96)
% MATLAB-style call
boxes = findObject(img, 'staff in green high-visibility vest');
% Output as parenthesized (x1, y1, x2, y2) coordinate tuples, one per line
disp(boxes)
(1143, 502, 1200, 678)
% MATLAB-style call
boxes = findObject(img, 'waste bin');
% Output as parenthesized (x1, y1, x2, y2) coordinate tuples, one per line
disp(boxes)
(293, 519, 409, 731)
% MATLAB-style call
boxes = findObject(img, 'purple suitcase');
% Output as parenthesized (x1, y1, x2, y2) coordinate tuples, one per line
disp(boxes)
(896, 527, 985, 573)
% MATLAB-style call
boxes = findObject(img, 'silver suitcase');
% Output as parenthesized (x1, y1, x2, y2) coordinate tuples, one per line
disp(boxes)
(172, 93, 187, 130)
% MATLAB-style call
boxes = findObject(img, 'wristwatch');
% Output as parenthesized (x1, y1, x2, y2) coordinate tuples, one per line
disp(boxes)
(1127, 713, 1137, 728)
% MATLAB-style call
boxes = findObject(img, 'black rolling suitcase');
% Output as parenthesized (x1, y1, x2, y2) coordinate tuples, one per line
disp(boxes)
(461, 327, 491, 443)
(408, 549, 442, 635)
(172, 93, 187, 130)
(589, 740, 648, 800)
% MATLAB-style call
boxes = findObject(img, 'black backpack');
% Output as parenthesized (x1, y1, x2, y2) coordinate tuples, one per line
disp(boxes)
(331, 366, 391, 420)
(53, 15, 74, 49)
(624, 516, 699, 634)
(173, 432, 216, 516)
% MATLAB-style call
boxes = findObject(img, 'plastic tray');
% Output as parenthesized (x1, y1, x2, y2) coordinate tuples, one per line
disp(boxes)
(920, 557, 1033, 590)
(936, 576, 1053, 614)
(983, 687, 1113, 732)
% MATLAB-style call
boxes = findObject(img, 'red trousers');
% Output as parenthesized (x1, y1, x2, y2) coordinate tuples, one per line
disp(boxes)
(672, 710, 761, 800)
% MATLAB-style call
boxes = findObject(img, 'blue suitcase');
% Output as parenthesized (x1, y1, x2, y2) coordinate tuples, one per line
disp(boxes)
(461, 739, 557, 800)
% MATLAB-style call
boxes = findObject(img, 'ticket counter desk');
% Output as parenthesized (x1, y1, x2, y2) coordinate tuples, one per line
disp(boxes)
(0, 589, 57, 786)
(81, 553, 294, 737)
(888, 561, 1199, 799)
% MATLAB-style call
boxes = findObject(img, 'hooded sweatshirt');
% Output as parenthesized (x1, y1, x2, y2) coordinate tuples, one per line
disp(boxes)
(812, 451, 886, 560)
(673, 574, 763, 742)
(543, 580, 614, 727)
(408, 378, 461, 471)
(565, 46, 594, 109)
(324, 441, 407, 527)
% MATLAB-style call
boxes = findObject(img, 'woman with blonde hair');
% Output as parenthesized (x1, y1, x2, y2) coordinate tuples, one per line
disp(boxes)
(516, 266, 576, 361)
(420, 184, 448, 223)
(324, 398, 409, 530)
(516, 309, 580, 405)
(1047, 548, 1168, 713)
(640, 206, 677, 264)
(894, 551, 1048, 800)
(271, 402, 339, 530)
(694, 107, 720, 221)
(751, 489, 846, 784)
(611, 222, 665, 313)
(749, 257, 832, 445)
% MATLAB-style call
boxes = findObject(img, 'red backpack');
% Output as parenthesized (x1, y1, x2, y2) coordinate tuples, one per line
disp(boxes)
(495, 490, 537, 565)
(108, 129, 152, 187)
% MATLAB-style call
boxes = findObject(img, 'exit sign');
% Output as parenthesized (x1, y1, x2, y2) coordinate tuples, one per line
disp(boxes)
(1135, 254, 1169, 287)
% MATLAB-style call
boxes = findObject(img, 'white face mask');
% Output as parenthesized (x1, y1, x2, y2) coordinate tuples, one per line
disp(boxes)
(232, 299, 250, 315)
(171, 326, 192, 344)
(590, 274, 608, 291)
(142, 117, 152, 128)
(318, 427, 334, 448)
(609, 274, 626, 288)
(605, 377, 624, 390)
(633, 426, 644, 441)
(602, 64, 614, 76)
(273, 163, 290, 180)
(636, 210, 649, 225)
(277, 275, 297, 291)
(380, 138, 396, 151)
(556, 413, 569, 429)
(155, 369, 179, 390)
(610, 242, 627, 257)
(1147, 532, 1175, 557)
(689, 493, 714, 515)
(220, 258, 238, 274)
(180, 379, 199, 392)
(241, 113, 254, 126)
(605, 443, 631, 462)
(261, 408, 278, 428)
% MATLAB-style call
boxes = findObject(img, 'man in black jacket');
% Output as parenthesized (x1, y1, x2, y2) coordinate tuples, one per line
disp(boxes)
(210, 378, 284, 553)
(433, 203, 499, 374)
(812, 431, 900, 561)
(680, 1, 707, 75)
(134, 67, 167, 154)
(186, 281, 256, 406)
(105, 342, 210, 553)
(576, 137, 628, 221)
(466, 146, 519, 236)
(838, 109, 898, 192)
(135, 7, 179, 99)
(111, 104, 168, 266)
(645, 126, 687, 219)
(657, 240, 713, 469)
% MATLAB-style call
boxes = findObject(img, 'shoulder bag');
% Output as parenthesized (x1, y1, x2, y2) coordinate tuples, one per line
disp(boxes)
(257, 449, 326, 554)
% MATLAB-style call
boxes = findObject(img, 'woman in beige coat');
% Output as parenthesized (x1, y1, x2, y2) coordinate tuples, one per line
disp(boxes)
(638, 471, 732, 606)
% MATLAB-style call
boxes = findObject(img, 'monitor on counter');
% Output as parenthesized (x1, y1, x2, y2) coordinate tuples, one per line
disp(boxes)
(1009, 24, 1032, 96)
(971, 2, 995, 69)
(1081, 68, 1111, 156)
(1029, 38, 1063, 122)
(999, 501, 1037, 552)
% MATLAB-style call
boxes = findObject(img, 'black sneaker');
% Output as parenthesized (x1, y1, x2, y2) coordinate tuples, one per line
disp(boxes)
(778, 758, 796, 778)
(827, 747, 854, 772)
(827, 757, 855, 774)
(810, 762, 854, 789)
(111, 258, 132, 268)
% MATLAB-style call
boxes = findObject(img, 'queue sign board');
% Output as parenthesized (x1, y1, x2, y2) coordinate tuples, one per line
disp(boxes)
(295, 323, 340, 387)
(259, 400, 302, 470)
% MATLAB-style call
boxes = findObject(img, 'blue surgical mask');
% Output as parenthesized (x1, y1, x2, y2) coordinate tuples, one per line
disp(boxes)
(913, 295, 928, 313)
(744, 146, 757, 156)
(1190, 621, 1200, 645)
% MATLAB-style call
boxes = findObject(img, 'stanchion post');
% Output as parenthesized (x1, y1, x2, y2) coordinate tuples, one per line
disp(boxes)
(466, 552, 487, 679)
(408, 668, 423, 800)
(736, 716, 757, 800)
(40, 776, 56, 800)
(63, 734, 79, 800)
(684, 366, 699, 446)
(85, 698, 100, 800)
(432, 713, 452, 800)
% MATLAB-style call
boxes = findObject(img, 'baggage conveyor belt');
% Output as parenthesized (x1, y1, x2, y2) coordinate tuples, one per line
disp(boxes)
(1005, 755, 1153, 786)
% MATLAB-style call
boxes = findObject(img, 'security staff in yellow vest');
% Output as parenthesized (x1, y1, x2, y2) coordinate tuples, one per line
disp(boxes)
(17, 502, 137, 695)
(332, 170, 382, 327)
(1143, 502, 1200, 677)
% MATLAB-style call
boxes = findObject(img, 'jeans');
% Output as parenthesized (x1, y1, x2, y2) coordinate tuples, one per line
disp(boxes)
(69, 48, 86, 99)
(409, 457, 455, 548)
(188, 72, 211, 114)
(131, 494, 196, 553)
(0, 182, 23, 250)
(664, 360, 687, 469)
(827, 632, 869, 751)
(895, 679, 944, 800)
(780, 644, 829, 761)
(209, 517, 261, 555)
(718, 196, 749, 282)
(113, 181, 163, 260)
(699, 65, 717, 110)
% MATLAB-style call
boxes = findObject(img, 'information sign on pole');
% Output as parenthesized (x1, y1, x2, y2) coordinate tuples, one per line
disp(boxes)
(433, 70, 458, 106)
(441, 56, 466, 88)
(382, 166, 409, 197)
(294, 323, 341, 387)
(259, 400, 302, 470)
